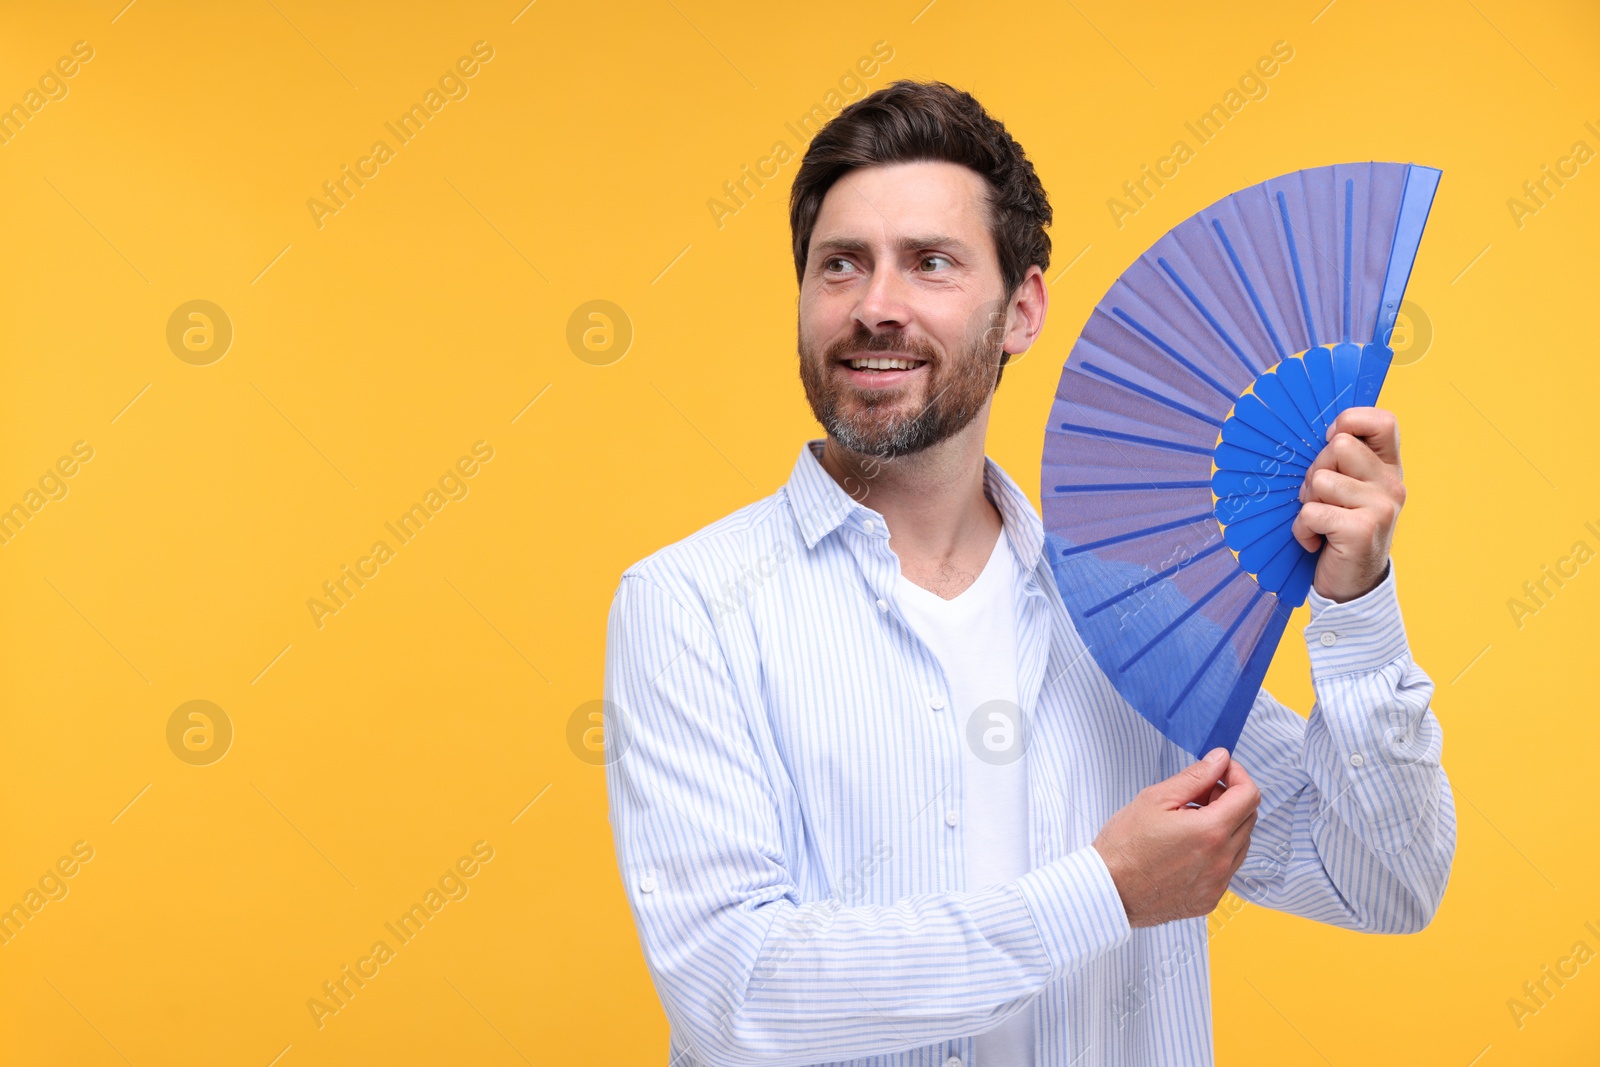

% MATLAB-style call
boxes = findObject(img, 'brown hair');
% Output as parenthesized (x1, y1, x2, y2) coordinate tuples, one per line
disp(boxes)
(788, 79, 1052, 380)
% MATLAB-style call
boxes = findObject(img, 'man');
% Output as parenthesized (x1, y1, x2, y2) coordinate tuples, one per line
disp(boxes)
(604, 79, 1454, 1067)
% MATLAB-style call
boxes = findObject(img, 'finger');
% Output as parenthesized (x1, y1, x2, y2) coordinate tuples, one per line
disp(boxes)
(1155, 748, 1231, 808)
(1220, 754, 1255, 791)
(1301, 467, 1386, 511)
(1300, 435, 1389, 503)
(1222, 762, 1262, 849)
(1228, 811, 1257, 858)
(1205, 752, 1257, 806)
(1291, 508, 1325, 553)
(1292, 500, 1365, 542)
(1326, 432, 1392, 483)
(1225, 818, 1255, 882)
(1297, 449, 1332, 507)
(1325, 407, 1401, 467)
(1223, 758, 1261, 818)
(1205, 758, 1261, 833)
(1185, 784, 1229, 810)
(1186, 780, 1228, 809)
(1202, 767, 1260, 832)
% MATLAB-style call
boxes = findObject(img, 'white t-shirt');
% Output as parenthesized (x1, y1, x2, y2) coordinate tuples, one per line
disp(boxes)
(893, 524, 1035, 1066)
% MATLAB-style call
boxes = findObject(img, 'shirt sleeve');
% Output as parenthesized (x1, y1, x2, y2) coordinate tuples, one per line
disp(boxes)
(603, 571, 1131, 1067)
(1224, 560, 1457, 933)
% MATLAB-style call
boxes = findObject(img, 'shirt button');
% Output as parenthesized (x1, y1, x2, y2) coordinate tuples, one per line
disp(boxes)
(1319, 631, 1338, 646)
(863, 519, 877, 533)
(1349, 753, 1365, 767)
(929, 695, 945, 710)
(639, 875, 658, 893)
(945, 810, 959, 828)
(876, 598, 889, 613)
(945, 1056, 963, 1067)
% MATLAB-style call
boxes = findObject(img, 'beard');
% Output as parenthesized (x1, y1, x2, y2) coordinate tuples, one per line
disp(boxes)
(798, 307, 1006, 460)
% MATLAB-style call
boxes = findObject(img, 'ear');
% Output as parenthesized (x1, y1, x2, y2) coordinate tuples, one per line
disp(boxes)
(1001, 265, 1048, 357)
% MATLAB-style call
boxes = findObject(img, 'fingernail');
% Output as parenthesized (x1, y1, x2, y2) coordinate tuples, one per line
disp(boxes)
(1205, 747, 1227, 763)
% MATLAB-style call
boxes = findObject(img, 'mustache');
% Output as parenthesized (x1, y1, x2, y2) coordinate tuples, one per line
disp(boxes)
(823, 330, 938, 364)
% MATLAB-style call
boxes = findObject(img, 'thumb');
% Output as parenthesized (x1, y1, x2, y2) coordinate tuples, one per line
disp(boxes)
(1152, 747, 1230, 808)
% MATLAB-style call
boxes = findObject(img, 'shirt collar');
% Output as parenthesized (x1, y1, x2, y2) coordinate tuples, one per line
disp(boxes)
(783, 438, 1046, 576)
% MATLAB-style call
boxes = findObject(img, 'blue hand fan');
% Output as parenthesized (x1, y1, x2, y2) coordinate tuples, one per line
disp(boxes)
(1042, 162, 1440, 758)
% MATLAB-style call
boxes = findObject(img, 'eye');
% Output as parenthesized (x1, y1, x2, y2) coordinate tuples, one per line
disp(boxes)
(823, 256, 857, 275)
(918, 254, 952, 272)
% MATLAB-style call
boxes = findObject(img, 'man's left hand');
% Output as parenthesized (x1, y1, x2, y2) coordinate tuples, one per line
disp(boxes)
(1290, 407, 1407, 604)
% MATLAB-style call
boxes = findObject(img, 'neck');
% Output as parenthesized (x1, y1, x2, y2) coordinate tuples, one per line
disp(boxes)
(817, 406, 1002, 573)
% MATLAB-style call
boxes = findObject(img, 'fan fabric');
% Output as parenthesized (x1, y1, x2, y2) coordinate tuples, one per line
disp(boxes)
(1042, 162, 1441, 757)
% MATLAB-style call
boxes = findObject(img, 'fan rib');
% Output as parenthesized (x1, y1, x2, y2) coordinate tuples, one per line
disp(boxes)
(1054, 480, 1212, 493)
(1205, 597, 1295, 755)
(1057, 421, 1213, 457)
(1210, 218, 1288, 364)
(1219, 434, 1309, 468)
(1331, 342, 1361, 406)
(1275, 190, 1320, 349)
(1282, 548, 1318, 605)
(1166, 587, 1267, 720)
(1276, 357, 1329, 441)
(1083, 540, 1227, 618)
(1221, 410, 1310, 456)
(1213, 467, 1302, 487)
(1109, 308, 1237, 403)
(1238, 526, 1298, 577)
(1056, 512, 1215, 557)
(1246, 380, 1321, 455)
(1213, 442, 1309, 475)
(1357, 342, 1394, 408)
(1256, 528, 1310, 593)
(1223, 499, 1301, 553)
(1216, 486, 1299, 525)
(1342, 178, 1354, 343)
(1212, 470, 1303, 497)
(1118, 568, 1241, 673)
(1371, 165, 1443, 346)
(1077, 362, 1224, 428)
(1220, 422, 1314, 469)
(1233, 395, 1319, 462)
(1155, 257, 1260, 378)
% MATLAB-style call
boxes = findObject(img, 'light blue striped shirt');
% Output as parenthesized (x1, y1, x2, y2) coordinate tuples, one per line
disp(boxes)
(604, 438, 1455, 1067)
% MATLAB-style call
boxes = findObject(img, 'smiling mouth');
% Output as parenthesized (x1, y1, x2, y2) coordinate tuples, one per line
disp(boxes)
(839, 355, 928, 372)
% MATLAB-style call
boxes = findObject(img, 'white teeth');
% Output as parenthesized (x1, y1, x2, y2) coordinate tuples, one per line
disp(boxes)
(847, 357, 921, 370)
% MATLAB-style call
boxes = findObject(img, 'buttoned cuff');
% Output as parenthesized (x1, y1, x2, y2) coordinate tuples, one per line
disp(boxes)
(1014, 844, 1132, 976)
(1304, 559, 1410, 676)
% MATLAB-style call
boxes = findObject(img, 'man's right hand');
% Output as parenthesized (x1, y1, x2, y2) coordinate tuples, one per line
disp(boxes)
(1091, 748, 1261, 928)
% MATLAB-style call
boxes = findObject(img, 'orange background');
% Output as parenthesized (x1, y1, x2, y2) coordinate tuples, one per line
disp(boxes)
(1, 1, 1596, 1063)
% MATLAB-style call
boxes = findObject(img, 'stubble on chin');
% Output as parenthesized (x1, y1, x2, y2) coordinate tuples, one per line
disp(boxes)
(797, 333, 997, 461)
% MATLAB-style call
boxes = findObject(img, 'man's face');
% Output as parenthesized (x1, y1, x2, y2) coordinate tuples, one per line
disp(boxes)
(797, 161, 1010, 459)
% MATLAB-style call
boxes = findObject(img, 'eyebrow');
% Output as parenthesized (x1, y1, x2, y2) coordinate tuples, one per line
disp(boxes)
(809, 234, 974, 259)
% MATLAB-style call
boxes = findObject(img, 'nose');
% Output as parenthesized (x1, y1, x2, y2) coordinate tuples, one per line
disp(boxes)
(855, 261, 912, 333)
